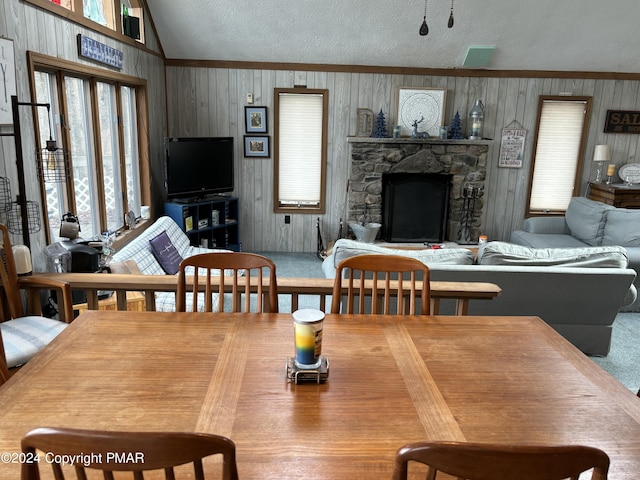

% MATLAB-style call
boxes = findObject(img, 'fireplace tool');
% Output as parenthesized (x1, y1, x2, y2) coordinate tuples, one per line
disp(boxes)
(317, 217, 345, 259)
(458, 184, 482, 244)
(316, 217, 325, 259)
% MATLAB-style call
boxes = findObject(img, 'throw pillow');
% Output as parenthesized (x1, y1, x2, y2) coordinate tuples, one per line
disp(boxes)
(602, 209, 640, 247)
(477, 241, 629, 268)
(564, 197, 613, 246)
(108, 259, 142, 274)
(149, 231, 183, 275)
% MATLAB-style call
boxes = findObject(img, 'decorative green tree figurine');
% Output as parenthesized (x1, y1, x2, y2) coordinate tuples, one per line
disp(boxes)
(449, 111, 464, 139)
(372, 109, 389, 138)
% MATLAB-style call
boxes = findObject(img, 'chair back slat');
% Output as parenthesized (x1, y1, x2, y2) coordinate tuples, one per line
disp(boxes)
(331, 254, 430, 315)
(177, 252, 278, 313)
(218, 270, 225, 312)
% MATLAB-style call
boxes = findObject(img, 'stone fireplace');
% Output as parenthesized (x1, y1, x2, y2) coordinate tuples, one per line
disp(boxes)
(347, 137, 489, 243)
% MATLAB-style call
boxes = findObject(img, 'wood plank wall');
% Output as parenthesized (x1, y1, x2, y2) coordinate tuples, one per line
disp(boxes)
(4, 0, 640, 257)
(165, 66, 640, 252)
(0, 0, 167, 270)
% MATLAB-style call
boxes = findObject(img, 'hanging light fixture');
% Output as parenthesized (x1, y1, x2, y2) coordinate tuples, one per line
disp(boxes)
(6, 199, 42, 235)
(419, 0, 429, 36)
(36, 105, 69, 183)
(419, 0, 454, 35)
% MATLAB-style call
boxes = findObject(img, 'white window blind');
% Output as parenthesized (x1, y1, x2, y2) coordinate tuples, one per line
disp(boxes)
(277, 92, 324, 206)
(530, 99, 588, 211)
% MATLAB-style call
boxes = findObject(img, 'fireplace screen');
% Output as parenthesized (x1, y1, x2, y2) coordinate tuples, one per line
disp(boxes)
(382, 173, 450, 243)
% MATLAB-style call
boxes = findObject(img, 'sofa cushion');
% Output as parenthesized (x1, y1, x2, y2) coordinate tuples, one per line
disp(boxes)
(331, 239, 475, 269)
(510, 231, 589, 248)
(149, 230, 184, 275)
(565, 197, 613, 246)
(477, 241, 629, 268)
(603, 208, 640, 247)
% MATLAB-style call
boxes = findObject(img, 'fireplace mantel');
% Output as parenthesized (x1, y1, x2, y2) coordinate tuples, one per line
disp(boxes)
(347, 136, 492, 146)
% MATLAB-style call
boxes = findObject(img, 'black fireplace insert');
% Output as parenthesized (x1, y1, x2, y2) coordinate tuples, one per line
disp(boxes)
(382, 173, 450, 243)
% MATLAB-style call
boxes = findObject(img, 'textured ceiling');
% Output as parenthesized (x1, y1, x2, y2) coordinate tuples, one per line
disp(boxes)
(147, 0, 639, 74)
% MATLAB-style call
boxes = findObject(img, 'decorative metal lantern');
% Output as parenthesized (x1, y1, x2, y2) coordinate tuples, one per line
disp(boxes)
(468, 100, 485, 140)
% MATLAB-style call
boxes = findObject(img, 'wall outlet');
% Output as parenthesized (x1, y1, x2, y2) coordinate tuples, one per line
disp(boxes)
(284, 215, 291, 224)
(246, 92, 253, 104)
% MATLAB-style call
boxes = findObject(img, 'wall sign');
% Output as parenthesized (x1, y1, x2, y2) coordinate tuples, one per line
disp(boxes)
(0, 37, 17, 125)
(498, 121, 527, 168)
(355, 108, 374, 136)
(77, 34, 123, 69)
(604, 110, 640, 133)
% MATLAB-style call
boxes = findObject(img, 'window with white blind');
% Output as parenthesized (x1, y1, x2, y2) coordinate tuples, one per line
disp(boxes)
(527, 96, 592, 215)
(274, 88, 328, 213)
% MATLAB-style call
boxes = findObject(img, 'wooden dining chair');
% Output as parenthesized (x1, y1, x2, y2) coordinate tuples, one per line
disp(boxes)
(392, 441, 610, 480)
(177, 252, 278, 312)
(0, 224, 73, 371)
(330, 254, 431, 315)
(21, 427, 239, 480)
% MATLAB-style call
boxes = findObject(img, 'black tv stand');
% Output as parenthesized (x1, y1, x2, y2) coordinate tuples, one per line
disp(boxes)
(171, 194, 230, 204)
(165, 196, 240, 251)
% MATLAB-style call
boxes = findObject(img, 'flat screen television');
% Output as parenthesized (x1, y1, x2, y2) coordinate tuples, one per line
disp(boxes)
(164, 137, 234, 200)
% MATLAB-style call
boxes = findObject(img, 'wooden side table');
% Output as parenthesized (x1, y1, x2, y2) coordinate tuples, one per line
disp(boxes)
(74, 291, 146, 315)
(587, 182, 640, 208)
(73, 259, 148, 314)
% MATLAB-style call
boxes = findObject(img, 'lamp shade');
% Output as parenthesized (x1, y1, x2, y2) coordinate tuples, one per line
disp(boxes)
(593, 145, 611, 162)
(12, 245, 32, 275)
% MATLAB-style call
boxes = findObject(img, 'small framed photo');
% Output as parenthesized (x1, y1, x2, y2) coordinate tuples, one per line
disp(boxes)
(0, 37, 17, 125)
(245, 106, 268, 133)
(244, 135, 270, 158)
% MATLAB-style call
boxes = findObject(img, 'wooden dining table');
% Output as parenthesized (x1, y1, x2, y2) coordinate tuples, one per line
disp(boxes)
(0, 310, 639, 479)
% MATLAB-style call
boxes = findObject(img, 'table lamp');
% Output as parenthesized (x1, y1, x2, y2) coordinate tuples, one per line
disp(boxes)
(593, 145, 610, 183)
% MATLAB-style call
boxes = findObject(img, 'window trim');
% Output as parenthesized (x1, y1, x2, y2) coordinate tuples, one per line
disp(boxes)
(28, 51, 150, 243)
(273, 87, 329, 214)
(525, 95, 592, 216)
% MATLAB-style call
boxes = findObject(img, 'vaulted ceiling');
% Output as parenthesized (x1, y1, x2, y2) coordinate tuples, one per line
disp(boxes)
(146, 0, 640, 74)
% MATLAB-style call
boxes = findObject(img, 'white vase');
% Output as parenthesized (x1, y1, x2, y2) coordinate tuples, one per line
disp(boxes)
(349, 222, 381, 243)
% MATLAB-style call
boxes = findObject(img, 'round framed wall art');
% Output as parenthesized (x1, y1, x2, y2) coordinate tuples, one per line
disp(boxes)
(396, 87, 447, 138)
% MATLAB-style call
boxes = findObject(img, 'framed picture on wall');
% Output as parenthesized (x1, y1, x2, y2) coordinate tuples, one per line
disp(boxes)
(245, 106, 268, 133)
(244, 135, 270, 157)
(0, 37, 17, 125)
(396, 87, 446, 137)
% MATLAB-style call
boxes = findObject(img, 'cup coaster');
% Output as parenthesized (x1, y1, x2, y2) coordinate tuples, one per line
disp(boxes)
(286, 356, 329, 384)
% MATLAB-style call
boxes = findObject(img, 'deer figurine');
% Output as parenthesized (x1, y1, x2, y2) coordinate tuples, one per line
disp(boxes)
(411, 116, 429, 138)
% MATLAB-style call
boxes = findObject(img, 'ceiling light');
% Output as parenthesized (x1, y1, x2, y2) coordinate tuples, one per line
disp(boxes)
(419, 0, 454, 36)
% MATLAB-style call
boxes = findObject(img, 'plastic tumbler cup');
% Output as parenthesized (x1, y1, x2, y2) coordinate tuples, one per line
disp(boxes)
(293, 309, 324, 369)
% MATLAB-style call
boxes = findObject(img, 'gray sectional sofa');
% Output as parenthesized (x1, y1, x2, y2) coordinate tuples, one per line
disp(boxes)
(322, 238, 637, 356)
(511, 196, 640, 311)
